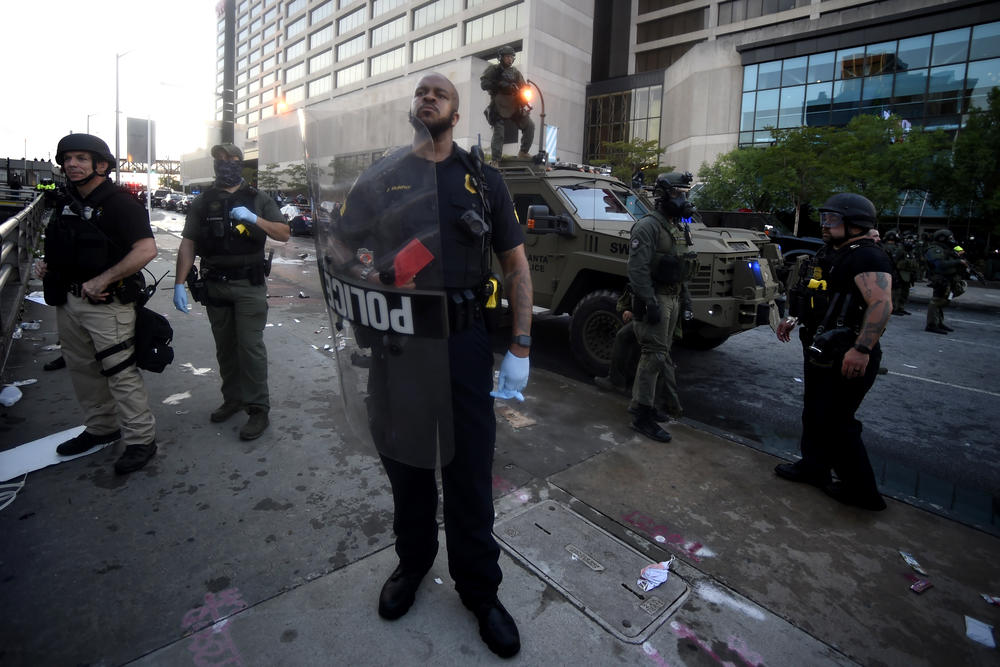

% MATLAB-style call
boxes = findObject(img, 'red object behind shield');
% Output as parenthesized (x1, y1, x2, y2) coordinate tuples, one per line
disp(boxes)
(393, 239, 434, 286)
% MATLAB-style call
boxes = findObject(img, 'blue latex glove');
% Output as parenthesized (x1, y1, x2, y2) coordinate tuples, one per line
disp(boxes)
(230, 206, 258, 224)
(491, 351, 530, 402)
(173, 284, 189, 313)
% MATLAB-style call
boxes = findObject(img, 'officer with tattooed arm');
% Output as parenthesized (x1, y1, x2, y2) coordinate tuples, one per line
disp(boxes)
(775, 193, 892, 511)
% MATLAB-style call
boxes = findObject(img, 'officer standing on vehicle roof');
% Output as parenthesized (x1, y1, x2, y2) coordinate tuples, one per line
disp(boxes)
(626, 172, 698, 442)
(776, 193, 892, 511)
(35, 133, 158, 474)
(173, 143, 289, 440)
(923, 228, 967, 334)
(334, 72, 532, 658)
(480, 45, 534, 165)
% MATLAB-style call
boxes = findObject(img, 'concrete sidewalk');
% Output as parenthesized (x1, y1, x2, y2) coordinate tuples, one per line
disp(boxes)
(0, 226, 998, 666)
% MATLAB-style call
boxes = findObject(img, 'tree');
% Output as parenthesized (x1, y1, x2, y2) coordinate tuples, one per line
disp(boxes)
(278, 163, 309, 194)
(162, 176, 181, 191)
(599, 137, 670, 185)
(694, 145, 775, 212)
(258, 163, 282, 191)
(929, 87, 1000, 237)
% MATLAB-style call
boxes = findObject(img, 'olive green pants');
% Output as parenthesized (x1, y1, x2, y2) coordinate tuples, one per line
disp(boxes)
(926, 280, 950, 329)
(631, 293, 682, 416)
(490, 114, 534, 161)
(205, 279, 270, 411)
(57, 296, 156, 445)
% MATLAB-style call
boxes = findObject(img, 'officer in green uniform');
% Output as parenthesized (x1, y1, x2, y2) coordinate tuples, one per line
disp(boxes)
(173, 143, 289, 439)
(883, 230, 918, 315)
(924, 228, 967, 334)
(626, 173, 697, 442)
(37, 133, 158, 474)
(480, 45, 534, 164)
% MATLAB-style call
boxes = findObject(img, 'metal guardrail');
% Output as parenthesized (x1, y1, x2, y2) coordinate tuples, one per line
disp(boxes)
(0, 191, 47, 374)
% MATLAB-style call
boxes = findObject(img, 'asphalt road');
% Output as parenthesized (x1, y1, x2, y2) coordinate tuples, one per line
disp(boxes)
(155, 210, 1000, 535)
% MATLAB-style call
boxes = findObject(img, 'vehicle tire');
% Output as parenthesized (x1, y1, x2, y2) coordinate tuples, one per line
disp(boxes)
(676, 322, 729, 351)
(569, 290, 623, 377)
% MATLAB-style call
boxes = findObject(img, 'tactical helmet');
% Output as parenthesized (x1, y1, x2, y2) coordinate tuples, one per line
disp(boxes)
(55, 133, 115, 169)
(211, 143, 244, 161)
(883, 230, 900, 242)
(653, 171, 693, 195)
(818, 193, 877, 229)
(498, 45, 515, 58)
(932, 228, 954, 245)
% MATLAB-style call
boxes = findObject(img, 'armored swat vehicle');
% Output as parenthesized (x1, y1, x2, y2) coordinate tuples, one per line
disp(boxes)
(498, 162, 782, 376)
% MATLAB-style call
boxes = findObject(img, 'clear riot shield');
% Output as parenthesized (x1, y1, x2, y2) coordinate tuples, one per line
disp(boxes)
(300, 106, 453, 469)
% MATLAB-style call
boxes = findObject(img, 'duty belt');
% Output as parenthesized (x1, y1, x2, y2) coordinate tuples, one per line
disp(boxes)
(203, 267, 254, 282)
(447, 288, 484, 333)
(68, 282, 114, 304)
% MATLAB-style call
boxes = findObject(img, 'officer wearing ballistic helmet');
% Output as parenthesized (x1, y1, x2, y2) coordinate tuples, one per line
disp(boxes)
(173, 143, 289, 440)
(776, 193, 892, 511)
(480, 45, 534, 164)
(924, 228, 967, 334)
(625, 171, 698, 442)
(35, 133, 158, 474)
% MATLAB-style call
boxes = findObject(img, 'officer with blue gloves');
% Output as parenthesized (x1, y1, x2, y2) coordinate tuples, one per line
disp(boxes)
(173, 143, 289, 440)
(336, 73, 532, 658)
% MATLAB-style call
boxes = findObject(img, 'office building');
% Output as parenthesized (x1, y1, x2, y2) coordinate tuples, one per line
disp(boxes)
(192, 0, 998, 186)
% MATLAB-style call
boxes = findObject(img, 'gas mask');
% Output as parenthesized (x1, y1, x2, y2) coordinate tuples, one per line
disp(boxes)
(214, 159, 244, 188)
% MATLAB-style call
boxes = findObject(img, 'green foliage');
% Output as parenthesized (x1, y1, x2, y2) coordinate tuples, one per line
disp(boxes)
(258, 163, 282, 191)
(929, 87, 1000, 234)
(599, 137, 671, 185)
(162, 176, 181, 191)
(695, 113, 948, 234)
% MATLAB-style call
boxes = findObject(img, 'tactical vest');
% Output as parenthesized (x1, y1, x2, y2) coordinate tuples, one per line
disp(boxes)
(195, 186, 265, 260)
(925, 245, 960, 278)
(788, 240, 873, 336)
(45, 187, 125, 282)
(644, 211, 697, 294)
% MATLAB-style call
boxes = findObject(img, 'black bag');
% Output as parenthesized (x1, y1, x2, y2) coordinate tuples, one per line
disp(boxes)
(134, 306, 174, 372)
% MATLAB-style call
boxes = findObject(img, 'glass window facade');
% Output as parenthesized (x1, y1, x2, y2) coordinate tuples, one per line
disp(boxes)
(372, 16, 406, 47)
(336, 62, 365, 87)
(371, 46, 405, 77)
(739, 20, 1000, 144)
(465, 4, 524, 46)
(414, 0, 461, 31)
(373, 0, 406, 17)
(412, 27, 457, 63)
(311, 24, 334, 49)
(338, 7, 365, 34)
(583, 85, 663, 163)
(310, 74, 333, 97)
(338, 34, 365, 61)
(309, 50, 334, 74)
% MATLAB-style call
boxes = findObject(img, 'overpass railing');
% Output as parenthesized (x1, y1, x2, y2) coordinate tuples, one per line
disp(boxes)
(0, 192, 47, 374)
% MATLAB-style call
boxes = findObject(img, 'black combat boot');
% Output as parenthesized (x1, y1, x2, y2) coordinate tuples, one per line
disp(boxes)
(630, 405, 671, 442)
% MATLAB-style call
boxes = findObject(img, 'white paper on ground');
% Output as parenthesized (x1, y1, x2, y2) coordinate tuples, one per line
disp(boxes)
(25, 291, 48, 306)
(965, 615, 996, 648)
(0, 426, 111, 482)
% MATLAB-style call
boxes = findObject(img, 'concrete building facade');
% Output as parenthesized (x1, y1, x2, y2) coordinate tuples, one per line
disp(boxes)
(195, 0, 999, 186)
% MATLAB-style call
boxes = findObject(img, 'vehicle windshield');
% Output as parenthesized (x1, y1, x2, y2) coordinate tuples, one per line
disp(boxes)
(556, 186, 646, 225)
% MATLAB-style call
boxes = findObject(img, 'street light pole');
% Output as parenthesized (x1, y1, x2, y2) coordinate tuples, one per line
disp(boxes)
(526, 79, 547, 162)
(87, 113, 98, 134)
(115, 50, 131, 184)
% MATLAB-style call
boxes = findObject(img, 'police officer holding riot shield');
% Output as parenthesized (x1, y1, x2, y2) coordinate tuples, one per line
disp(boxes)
(173, 144, 289, 440)
(776, 193, 892, 511)
(331, 73, 532, 658)
(626, 173, 697, 442)
(36, 133, 158, 474)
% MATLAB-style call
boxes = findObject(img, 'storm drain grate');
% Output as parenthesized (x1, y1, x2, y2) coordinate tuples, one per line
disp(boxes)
(495, 500, 688, 643)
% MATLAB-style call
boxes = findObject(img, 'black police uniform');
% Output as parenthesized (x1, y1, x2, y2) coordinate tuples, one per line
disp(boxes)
(43, 179, 157, 447)
(340, 144, 523, 605)
(789, 239, 891, 500)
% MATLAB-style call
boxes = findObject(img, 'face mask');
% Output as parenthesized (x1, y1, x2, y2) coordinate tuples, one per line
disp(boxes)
(214, 159, 243, 187)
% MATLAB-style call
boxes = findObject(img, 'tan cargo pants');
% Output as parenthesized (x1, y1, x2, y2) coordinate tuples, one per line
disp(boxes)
(57, 295, 156, 445)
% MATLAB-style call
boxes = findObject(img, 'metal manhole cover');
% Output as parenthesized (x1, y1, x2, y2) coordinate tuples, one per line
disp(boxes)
(495, 500, 688, 642)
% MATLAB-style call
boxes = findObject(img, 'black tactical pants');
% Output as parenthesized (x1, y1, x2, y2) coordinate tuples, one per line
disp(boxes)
(379, 321, 502, 606)
(798, 342, 882, 498)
